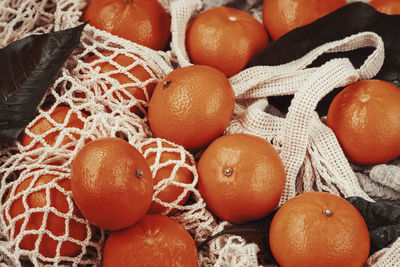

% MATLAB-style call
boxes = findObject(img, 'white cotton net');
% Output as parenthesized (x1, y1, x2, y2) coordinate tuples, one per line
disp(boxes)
(1, 0, 400, 266)
(0, 0, 174, 265)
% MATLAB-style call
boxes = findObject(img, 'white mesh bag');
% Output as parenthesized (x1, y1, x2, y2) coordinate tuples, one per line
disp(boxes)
(1, 0, 400, 266)
(0, 0, 176, 266)
(0, 0, 237, 266)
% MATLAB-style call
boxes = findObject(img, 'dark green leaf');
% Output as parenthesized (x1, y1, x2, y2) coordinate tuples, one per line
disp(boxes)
(346, 197, 400, 227)
(346, 196, 400, 254)
(247, 2, 400, 114)
(198, 212, 277, 265)
(370, 224, 400, 253)
(0, 23, 87, 144)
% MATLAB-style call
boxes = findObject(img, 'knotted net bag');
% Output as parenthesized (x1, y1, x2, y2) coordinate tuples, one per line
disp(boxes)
(0, 0, 256, 266)
(170, 0, 400, 266)
(1, 0, 399, 266)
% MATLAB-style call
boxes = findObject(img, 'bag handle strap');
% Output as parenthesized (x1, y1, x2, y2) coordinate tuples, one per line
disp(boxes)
(231, 32, 384, 99)
(170, 0, 202, 68)
(279, 58, 359, 204)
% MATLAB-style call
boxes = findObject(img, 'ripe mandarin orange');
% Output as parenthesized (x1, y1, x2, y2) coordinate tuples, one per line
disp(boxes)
(197, 133, 286, 224)
(369, 0, 400, 14)
(4, 173, 89, 258)
(186, 6, 269, 77)
(21, 106, 87, 152)
(84, 51, 155, 115)
(140, 138, 195, 215)
(269, 192, 370, 267)
(263, 0, 347, 40)
(326, 79, 400, 165)
(83, 0, 171, 50)
(103, 214, 198, 267)
(70, 137, 153, 230)
(147, 65, 235, 152)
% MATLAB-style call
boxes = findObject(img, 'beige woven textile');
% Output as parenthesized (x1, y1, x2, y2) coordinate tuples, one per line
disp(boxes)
(170, 0, 399, 266)
(0, 0, 399, 266)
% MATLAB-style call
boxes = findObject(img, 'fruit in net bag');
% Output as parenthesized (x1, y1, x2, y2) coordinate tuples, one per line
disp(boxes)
(148, 65, 235, 152)
(83, 0, 171, 50)
(71, 137, 153, 230)
(197, 133, 286, 224)
(263, 0, 346, 40)
(3, 172, 89, 258)
(83, 51, 156, 115)
(21, 106, 87, 152)
(369, 0, 400, 15)
(326, 79, 400, 165)
(269, 192, 370, 267)
(139, 138, 196, 215)
(186, 6, 269, 77)
(103, 214, 198, 267)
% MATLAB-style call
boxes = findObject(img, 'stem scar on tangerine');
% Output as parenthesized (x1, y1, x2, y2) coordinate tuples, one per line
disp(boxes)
(223, 168, 233, 177)
(136, 169, 143, 179)
(163, 80, 171, 89)
(323, 209, 333, 217)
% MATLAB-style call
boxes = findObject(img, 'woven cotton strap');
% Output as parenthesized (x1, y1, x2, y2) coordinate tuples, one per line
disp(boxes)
(226, 32, 384, 205)
(170, 0, 202, 67)
(170, 0, 386, 207)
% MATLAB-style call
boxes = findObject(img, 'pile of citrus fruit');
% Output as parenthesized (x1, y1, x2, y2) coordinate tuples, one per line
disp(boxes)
(4, 0, 400, 266)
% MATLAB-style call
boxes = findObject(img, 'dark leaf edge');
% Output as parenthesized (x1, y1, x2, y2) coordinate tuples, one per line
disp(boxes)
(346, 196, 400, 254)
(0, 22, 87, 144)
